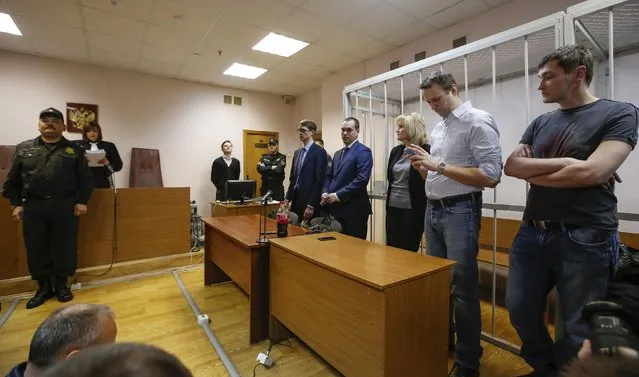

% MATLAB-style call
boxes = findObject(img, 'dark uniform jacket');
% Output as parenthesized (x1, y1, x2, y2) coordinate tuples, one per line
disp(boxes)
(2, 137, 94, 206)
(257, 152, 286, 186)
(75, 140, 123, 189)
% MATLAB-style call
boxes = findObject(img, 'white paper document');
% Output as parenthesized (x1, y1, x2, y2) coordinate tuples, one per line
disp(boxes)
(86, 149, 106, 167)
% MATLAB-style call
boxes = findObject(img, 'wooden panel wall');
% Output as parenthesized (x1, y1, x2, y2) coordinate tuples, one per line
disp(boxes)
(0, 187, 190, 280)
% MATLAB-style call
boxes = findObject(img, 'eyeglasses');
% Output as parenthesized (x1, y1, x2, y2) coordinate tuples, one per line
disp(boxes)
(297, 128, 310, 134)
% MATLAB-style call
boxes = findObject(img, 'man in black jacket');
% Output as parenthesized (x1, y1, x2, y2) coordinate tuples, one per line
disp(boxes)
(210, 140, 240, 201)
(2, 107, 94, 309)
(257, 138, 286, 201)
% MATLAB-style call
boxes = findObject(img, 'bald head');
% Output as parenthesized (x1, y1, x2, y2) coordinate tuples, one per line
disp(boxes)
(28, 304, 117, 369)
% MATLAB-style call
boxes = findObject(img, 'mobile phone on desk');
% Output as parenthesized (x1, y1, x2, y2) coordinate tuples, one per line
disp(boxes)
(318, 236, 336, 241)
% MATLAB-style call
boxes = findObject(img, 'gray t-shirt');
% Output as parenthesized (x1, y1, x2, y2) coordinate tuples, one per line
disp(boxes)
(522, 99, 638, 230)
(389, 157, 411, 209)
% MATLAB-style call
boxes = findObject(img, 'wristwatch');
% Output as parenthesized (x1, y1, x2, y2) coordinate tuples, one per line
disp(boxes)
(437, 161, 446, 174)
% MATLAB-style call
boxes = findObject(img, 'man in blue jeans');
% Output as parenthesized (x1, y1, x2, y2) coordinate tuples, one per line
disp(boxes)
(504, 45, 639, 377)
(409, 72, 503, 377)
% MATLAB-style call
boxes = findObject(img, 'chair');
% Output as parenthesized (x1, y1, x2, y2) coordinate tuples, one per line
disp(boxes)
(0, 145, 16, 191)
(129, 148, 163, 187)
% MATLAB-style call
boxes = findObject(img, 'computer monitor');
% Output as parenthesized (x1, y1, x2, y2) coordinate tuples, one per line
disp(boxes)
(225, 180, 256, 204)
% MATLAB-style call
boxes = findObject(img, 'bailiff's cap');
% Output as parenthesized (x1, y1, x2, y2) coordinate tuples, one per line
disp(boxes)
(268, 138, 278, 145)
(39, 107, 64, 121)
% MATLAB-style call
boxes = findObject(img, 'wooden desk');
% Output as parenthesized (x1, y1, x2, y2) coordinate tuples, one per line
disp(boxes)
(210, 201, 279, 217)
(202, 215, 305, 343)
(269, 232, 456, 377)
(0, 187, 190, 280)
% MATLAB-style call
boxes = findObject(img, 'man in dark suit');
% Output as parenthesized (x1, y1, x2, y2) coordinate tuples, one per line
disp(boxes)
(321, 117, 373, 239)
(285, 119, 327, 223)
(210, 140, 240, 201)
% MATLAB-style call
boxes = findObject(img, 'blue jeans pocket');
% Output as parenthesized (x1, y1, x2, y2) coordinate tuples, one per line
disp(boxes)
(445, 202, 474, 215)
(567, 227, 613, 247)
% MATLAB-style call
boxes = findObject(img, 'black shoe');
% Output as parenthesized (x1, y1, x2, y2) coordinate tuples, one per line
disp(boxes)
(26, 280, 55, 309)
(54, 276, 73, 303)
(449, 363, 479, 377)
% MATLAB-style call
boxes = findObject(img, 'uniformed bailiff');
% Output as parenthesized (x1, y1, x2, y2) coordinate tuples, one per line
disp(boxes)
(257, 138, 286, 201)
(2, 107, 94, 310)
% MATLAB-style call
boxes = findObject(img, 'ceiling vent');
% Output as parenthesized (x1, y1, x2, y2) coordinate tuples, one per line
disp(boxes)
(414, 51, 426, 62)
(389, 60, 400, 71)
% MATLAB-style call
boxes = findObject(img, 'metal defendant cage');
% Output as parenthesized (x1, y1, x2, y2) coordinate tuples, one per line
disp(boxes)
(342, 0, 639, 355)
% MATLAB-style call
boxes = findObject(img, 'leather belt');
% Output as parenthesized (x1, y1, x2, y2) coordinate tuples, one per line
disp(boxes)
(527, 220, 580, 231)
(427, 191, 481, 209)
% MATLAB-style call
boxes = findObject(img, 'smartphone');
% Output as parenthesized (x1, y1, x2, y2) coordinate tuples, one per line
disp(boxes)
(318, 236, 336, 241)
(404, 149, 417, 156)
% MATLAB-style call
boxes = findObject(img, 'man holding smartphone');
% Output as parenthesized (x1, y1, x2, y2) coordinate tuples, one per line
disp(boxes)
(408, 73, 502, 377)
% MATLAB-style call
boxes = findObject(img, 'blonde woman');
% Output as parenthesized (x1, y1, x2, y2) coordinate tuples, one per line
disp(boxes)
(385, 113, 430, 251)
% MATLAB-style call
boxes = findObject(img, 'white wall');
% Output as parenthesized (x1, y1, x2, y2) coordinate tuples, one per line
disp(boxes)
(292, 88, 321, 130)
(608, 51, 639, 232)
(0, 50, 296, 211)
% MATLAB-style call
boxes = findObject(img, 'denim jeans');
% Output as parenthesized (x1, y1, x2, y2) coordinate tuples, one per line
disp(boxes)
(425, 197, 483, 370)
(506, 223, 619, 377)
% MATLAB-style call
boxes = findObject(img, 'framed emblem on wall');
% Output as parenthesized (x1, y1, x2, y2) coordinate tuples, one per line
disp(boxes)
(66, 103, 98, 133)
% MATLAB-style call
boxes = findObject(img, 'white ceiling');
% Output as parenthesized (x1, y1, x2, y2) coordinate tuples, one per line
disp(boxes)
(0, 0, 515, 96)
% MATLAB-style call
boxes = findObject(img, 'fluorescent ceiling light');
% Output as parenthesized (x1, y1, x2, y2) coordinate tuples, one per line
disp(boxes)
(223, 63, 267, 79)
(252, 32, 308, 57)
(0, 13, 21, 36)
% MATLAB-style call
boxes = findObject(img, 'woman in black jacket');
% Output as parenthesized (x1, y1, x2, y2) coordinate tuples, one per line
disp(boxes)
(386, 113, 430, 252)
(77, 122, 122, 189)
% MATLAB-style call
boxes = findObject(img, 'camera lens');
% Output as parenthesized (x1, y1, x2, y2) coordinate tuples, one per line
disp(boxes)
(583, 301, 639, 358)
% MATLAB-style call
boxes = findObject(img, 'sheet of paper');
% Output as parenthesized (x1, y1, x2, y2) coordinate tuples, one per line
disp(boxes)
(86, 149, 106, 167)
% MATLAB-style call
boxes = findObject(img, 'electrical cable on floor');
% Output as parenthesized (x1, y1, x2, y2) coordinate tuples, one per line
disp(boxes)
(71, 172, 118, 284)
(251, 339, 292, 376)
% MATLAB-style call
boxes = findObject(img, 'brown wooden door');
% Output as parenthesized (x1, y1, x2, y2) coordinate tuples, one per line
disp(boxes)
(243, 130, 278, 196)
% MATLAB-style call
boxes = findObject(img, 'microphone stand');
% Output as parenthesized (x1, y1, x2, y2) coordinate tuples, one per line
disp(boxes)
(257, 193, 272, 244)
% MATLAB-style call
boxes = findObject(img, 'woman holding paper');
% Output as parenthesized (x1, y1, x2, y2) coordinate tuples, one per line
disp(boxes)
(77, 122, 122, 188)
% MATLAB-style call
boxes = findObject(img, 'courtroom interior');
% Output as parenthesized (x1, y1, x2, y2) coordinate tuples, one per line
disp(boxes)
(1, 0, 639, 377)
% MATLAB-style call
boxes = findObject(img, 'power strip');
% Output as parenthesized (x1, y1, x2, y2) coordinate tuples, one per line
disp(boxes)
(256, 352, 273, 367)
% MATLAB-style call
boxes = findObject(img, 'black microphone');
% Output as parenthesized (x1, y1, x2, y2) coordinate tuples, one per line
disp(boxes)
(262, 190, 273, 203)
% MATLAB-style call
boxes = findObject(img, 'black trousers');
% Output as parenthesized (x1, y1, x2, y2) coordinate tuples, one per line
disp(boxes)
(385, 205, 425, 252)
(22, 198, 79, 280)
(215, 188, 226, 201)
(335, 214, 369, 240)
